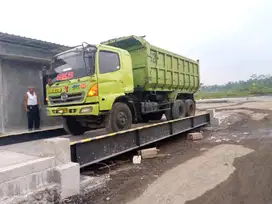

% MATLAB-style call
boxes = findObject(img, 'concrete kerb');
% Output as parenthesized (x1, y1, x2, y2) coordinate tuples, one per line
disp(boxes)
(42, 138, 109, 200)
(42, 137, 71, 166)
(0, 137, 111, 202)
(54, 162, 80, 200)
(0, 137, 81, 202)
(207, 109, 221, 126)
(42, 138, 80, 200)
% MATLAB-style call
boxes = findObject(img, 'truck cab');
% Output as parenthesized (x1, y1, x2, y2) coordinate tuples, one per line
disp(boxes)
(46, 44, 134, 135)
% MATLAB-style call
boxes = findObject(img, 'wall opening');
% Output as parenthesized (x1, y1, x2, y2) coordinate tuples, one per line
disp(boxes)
(42, 65, 49, 105)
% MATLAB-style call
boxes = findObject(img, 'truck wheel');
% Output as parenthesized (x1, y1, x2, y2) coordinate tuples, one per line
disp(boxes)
(171, 100, 186, 119)
(63, 117, 86, 136)
(105, 102, 132, 133)
(185, 99, 196, 116)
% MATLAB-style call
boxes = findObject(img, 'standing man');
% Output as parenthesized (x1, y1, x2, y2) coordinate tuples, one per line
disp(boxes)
(24, 86, 42, 131)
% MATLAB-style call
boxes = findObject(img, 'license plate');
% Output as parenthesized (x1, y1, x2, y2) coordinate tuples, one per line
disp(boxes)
(48, 88, 62, 93)
(57, 108, 68, 113)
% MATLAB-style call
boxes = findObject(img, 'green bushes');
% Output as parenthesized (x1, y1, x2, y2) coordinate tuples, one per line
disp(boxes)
(196, 74, 272, 99)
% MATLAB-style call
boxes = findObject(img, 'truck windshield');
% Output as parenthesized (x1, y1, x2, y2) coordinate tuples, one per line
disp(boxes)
(48, 50, 94, 83)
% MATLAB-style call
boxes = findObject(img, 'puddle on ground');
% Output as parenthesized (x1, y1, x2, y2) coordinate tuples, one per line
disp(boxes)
(206, 128, 272, 144)
(257, 128, 272, 138)
(241, 128, 272, 139)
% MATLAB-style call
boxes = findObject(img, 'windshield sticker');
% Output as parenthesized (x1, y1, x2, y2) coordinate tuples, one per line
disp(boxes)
(80, 84, 86, 89)
(64, 86, 69, 92)
(72, 84, 80, 89)
(56, 72, 74, 81)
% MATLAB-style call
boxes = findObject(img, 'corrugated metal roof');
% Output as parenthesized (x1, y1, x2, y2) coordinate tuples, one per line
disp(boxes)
(0, 32, 71, 53)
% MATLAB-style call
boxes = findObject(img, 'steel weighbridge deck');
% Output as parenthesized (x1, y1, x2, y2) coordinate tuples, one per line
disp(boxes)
(70, 113, 210, 168)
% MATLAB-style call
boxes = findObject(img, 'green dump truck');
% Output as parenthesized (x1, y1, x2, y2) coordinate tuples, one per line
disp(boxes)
(46, 35, 200, 135)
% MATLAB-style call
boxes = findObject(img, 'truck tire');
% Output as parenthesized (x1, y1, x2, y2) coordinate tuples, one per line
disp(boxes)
(63, 117, 86, 136)
(171, 100, 186, 119)
(185, 99, 196, 116)
(142, 112, 163, 122)
(105, 102, 132, 133)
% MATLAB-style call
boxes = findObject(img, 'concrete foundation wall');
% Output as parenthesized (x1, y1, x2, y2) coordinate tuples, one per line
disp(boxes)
(1, 59, 61, 133)
(0, 138, 81, 203)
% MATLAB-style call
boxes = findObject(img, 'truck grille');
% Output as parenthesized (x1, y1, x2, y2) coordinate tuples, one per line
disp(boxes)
(49, 92, 84, 105)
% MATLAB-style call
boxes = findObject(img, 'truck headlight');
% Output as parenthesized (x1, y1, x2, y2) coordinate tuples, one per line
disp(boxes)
(80, 107, 92, 113)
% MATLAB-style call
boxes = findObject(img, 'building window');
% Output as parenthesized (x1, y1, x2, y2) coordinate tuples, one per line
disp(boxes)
(99, 51, 120, 74)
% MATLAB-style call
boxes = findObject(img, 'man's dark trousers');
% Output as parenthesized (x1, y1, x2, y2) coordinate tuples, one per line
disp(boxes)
(27, 105, 40, 130)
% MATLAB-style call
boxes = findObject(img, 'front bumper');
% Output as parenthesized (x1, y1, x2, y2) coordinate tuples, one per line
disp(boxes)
(47, 104, 99, 116)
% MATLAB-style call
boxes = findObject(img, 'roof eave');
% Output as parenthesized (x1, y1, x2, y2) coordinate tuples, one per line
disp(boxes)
(0, 54, 50, 64)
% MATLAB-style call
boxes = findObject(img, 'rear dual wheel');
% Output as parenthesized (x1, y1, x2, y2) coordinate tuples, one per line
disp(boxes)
(165, 99, 196, 120)
(165, 100, 186, 120)
(185, 99, 196, 116)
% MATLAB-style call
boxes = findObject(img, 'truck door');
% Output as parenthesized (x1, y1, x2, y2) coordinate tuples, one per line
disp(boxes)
(97, 49, 124, 111)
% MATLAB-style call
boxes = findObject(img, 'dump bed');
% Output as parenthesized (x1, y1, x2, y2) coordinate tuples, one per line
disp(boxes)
(102, 36, 200, 93)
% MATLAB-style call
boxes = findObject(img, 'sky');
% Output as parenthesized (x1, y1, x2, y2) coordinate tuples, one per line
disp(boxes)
(0, 0, 271, 85)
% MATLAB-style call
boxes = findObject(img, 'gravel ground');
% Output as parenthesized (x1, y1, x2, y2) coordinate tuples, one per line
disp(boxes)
(62, 98, 272, 204)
